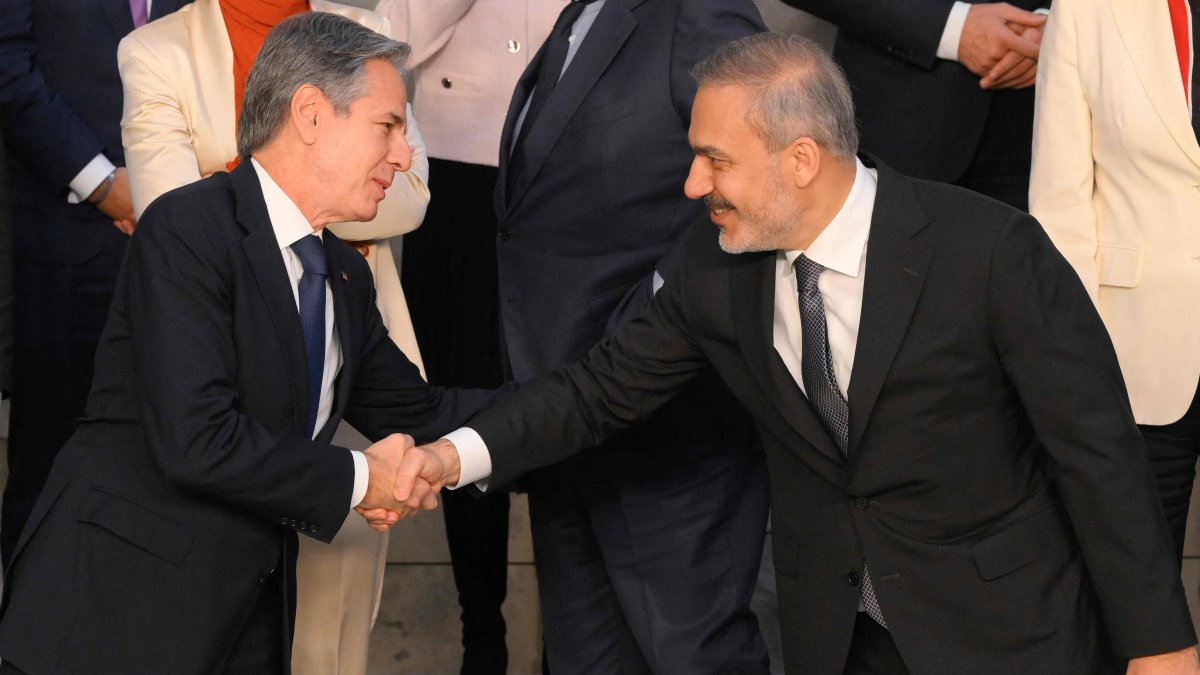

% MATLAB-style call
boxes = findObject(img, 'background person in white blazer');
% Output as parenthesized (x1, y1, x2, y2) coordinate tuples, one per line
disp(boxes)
(117, 1, 430, 673)
(376, 1, 559, 671)
(1031, 0, 1200, 563)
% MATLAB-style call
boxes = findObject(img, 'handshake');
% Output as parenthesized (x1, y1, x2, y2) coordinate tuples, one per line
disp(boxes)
(352, 434, 463, 532)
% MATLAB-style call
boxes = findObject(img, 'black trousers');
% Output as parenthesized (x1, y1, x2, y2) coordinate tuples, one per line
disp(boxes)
(2, 235, 125, 569)
(955, 88, 1034, 212)
(842, 613, 911, 675)
(1139, 382, 1200, 565)
(402, 158, 510, 674)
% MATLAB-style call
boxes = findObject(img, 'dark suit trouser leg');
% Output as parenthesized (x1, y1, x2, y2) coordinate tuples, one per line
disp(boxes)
(443, 487, 510, 674)
(1138, 382, 1200, 565)
(841, 614, 911, 675)
(529, 443, 770, 675)
(2, 240, 123, 568)
(955, 88, 1034, 212)
(402, 158, 510, 674)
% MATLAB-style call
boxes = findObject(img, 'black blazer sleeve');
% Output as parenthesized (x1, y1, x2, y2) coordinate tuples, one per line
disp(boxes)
(471, 233, 713, 488)
(124, 208, 354, 541)
(781, 0, 957, 69)
(988, 213, 1196, 657)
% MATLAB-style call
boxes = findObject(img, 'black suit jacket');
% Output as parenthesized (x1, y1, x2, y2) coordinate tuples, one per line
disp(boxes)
(784, 0, 1047, 183)
(0, 163, 495, 674)
(494, 0, 764, 476)
(468, 160, 1195, 673)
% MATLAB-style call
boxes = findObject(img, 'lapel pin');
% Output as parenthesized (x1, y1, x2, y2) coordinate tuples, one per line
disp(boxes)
(341, 271, 350, 282)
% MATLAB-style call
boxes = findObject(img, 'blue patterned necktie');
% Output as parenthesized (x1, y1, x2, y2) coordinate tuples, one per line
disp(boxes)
(794, 254, 888, 628)
(291, 234, 327, 438)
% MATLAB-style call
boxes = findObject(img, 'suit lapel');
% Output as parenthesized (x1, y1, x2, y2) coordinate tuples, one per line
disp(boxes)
(846, 164, 931, 456)
(100, 0, 135, 37)
(1111, 0, 1200, 169)
(230, 163, 309, 436)
(730, 251, 846, 466)
(501, 0, 640, 215)
(319, 235, 359, 441)
(190, 0, 239, 164)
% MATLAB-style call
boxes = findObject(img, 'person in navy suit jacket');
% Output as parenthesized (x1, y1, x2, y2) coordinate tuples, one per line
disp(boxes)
(0, 0, 190, 567)
(492, 0, 770, 672)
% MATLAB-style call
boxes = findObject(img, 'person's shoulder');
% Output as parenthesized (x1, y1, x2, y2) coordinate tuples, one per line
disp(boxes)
(138, 172, 239, 244)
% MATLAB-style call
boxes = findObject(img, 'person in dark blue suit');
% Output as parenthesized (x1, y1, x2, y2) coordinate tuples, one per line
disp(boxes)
(493, 0, 770, 672)
(0, 0, 190, 567)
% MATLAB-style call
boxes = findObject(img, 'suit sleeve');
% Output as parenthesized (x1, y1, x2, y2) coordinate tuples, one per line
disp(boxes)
(469, 232, 714, 488)
(126, 204, 353, 543)
(781, 0, 956, 70)
(118, 32, 206, 218)
(0, 0, 107, 190)
(1028, 0, 1100, 305)
(341, 276, 499, 444)
(988, 213, 1195, 658)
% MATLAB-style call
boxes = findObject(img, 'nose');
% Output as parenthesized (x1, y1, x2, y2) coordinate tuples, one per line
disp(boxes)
(388, 131, 412, 173)
(683, 157, 711, 200)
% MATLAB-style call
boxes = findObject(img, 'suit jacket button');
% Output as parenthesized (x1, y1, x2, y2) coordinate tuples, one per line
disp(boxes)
(311, 525, 320, 535)
(299, 521, 308, 530)
(290, 519, 297, 527)
(847, 571, 861, 586)
(279, 517, 289, 525)
(441, 77, 452, 89)
(498, 228, 514, 241)
(854, 497, 869, 510)
(506, 40, 521, 53)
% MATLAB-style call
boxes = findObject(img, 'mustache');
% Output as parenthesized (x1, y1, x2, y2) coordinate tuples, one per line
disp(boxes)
(704, 195, 734, 210)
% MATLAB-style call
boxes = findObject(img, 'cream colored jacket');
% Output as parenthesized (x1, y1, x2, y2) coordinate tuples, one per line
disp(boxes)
(1031, 0, 1200, 424)
(377, 0, 562, 166)
(118, 0, 429, 374)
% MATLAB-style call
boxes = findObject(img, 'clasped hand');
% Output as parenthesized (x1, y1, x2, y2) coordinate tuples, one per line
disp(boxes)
(959, 2, 1046, 90)
(352, 434, 462, 532)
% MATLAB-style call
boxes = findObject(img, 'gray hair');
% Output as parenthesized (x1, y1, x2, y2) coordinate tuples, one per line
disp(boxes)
(691, 33, 858, 159)
(237, 12, 411, 159)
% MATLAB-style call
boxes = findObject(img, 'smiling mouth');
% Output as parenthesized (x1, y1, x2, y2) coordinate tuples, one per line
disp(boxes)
(705, 195, 733, 213)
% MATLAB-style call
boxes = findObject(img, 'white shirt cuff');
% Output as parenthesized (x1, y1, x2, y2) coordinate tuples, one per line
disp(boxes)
(349, 450, 369, 507)
(443, 427, 492, 491)
(936, 1, 972, 62)
(67, 154, 116, 204)
(1033, 7, 1049, 16)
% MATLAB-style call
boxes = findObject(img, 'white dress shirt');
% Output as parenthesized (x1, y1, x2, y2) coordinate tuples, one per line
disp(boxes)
(250, 159, 368, 507)
(452, 158, 879, 489)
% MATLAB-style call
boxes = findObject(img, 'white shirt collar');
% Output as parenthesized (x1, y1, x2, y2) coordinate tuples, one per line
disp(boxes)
(250, 158, 322, 250)
(783, 158, 876, 277)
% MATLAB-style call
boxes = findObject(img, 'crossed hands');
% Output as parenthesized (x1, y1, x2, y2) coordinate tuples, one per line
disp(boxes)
(352, 434, 462, 532)
(959, 3, 1047, 90)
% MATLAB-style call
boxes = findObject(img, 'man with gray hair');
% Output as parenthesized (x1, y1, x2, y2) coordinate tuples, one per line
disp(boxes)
(0, 13, 493, 674)
(387, 32, 1200, 674)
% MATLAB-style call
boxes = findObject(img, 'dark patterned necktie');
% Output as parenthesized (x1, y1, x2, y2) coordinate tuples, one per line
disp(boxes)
(291, 234, 327, 438)
(794, 254, 887, 628)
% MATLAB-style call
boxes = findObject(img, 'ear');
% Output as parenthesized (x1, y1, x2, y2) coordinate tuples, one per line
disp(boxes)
(290, 84, 324, 145)
(785, 137, 822, 189)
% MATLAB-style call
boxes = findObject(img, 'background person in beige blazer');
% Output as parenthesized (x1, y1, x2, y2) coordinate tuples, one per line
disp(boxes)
(117, 1, 430, 673)
(1031, 0, 1200, 562)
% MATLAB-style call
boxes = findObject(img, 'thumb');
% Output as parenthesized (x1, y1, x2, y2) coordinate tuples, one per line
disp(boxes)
(995, 4, 1045, 27)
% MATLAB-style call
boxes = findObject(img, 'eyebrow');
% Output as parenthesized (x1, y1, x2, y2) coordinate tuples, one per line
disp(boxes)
(386, 111, 406, 127)
(692, 144, 729, 160)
